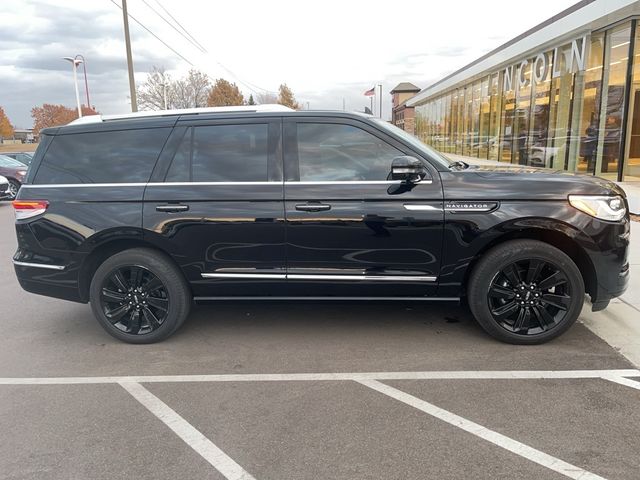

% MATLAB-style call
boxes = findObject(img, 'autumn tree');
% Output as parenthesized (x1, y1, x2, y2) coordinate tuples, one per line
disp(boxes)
(31, 104, 98, 135)
(0, 106, 14, 139)
(277, 84, 301, 109)
(207, 79, 245, 107)
(247, 94, 256, 106)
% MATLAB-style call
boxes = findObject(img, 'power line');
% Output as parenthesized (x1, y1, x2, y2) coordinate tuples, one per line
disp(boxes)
(141, 0, 206, 53)
(109, 0, 194, 66)
(152, 0, 207, 52)
(110, 0, 277, 96)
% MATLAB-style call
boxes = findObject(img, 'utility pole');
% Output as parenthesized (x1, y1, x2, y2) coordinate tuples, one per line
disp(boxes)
(122, 0, 138, 112)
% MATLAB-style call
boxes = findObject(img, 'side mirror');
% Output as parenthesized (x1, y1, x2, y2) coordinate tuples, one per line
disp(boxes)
(391, 156, 429, 184)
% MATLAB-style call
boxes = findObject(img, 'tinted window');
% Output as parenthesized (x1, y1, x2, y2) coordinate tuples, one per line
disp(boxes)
(34, 128, 171, 184)
(297, 123, 402, 181)
(165, 124, 269, 182)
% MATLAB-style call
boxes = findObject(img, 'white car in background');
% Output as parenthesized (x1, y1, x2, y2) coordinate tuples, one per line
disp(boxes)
(0, 175, 10, 200)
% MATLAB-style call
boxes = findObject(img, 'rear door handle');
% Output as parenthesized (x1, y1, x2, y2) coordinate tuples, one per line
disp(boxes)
(156, 204, 189, 213)
(295, 203, 331, 212)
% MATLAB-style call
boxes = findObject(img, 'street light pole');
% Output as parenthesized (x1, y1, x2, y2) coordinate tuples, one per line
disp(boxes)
(63, 57, 83, 117)
(75, 54, 90, 108)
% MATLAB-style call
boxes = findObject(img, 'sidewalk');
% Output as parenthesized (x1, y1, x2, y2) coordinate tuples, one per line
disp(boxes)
(447, 153, 640, 365)
(446, 153, 640, 214)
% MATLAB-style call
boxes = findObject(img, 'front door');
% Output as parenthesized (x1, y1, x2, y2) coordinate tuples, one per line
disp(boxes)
(283, 117, 444, 298)
(143, 118, 286, 298)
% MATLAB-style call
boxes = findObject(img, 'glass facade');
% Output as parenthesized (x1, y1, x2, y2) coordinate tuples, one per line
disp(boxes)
(415, 20, 640, 181)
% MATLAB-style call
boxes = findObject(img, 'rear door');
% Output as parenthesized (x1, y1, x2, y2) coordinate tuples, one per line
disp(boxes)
(283, 117, 444, 298)
(143, 117, 286, 298)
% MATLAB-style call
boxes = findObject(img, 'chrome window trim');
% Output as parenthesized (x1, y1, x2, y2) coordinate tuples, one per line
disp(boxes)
(285, 180, 433, 185)
(23, 181, 281, 188)
(201, 272, 436, 282)
(23, 180, 437, 188)
(13, 260, 66, 271)
(403, 204, 441, 211)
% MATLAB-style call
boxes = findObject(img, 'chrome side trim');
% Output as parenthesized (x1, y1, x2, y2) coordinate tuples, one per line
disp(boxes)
(201, 273, 287, 279)
(288, 274, 437, 282)
(200, 272, 436, 282)
(13, 260, 66, 271)
(403, 204, 441, 211)
(195, 296, 459, 302)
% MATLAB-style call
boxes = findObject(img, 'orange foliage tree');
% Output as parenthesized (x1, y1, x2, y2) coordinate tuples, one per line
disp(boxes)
(0, 106, 14, 139)
(31, 104, 98, 135)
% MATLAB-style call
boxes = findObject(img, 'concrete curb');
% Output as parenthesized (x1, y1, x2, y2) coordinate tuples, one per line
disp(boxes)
(581, 301, 640, 368)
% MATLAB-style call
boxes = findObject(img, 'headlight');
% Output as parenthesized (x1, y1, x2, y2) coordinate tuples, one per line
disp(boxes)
(568, 195, 626, 221)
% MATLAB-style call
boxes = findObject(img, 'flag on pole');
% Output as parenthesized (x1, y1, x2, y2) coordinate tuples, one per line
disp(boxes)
(364, 86, 376, 97)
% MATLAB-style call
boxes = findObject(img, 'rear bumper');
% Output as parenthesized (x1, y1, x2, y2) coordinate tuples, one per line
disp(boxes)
(13, 257, 85, 303)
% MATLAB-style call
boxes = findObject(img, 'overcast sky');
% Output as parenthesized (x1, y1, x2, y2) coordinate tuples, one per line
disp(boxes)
(1, 0, 579, 128)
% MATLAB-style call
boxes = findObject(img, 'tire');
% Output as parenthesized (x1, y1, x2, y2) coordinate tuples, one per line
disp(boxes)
(467, 239, 585, 345)
(7, 179, 20, 200)
(89, 248, 191, 344)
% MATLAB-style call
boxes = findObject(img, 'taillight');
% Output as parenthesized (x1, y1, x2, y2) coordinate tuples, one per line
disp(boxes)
(12, 200, 49, 220)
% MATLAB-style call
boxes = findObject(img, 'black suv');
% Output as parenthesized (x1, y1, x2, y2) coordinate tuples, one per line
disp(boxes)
(12, 106, 630, 344)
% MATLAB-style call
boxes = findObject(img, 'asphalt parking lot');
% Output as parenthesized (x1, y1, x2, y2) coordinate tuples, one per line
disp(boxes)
(1, 201, 639, 480)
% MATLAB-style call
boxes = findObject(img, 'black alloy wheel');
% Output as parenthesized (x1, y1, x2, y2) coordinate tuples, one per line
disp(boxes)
(90, 248, 191, 343)
(487, 259, 571, 335)
(100, 265, 169, 335)
(468, 239, 584, 345)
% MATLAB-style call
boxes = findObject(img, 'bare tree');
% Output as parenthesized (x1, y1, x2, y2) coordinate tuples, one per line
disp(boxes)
(173, 69, 211, 108)
(255, 92, 278, 104)
(137, 66, 174, 110)
(138, 67, 211, 110)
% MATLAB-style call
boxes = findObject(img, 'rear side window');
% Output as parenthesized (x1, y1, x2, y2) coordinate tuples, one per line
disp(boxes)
(33, 128, 171, 184)
(165, 124, 268, 182)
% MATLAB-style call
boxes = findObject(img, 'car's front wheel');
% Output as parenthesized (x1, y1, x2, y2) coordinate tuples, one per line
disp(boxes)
(89, 248, 191, 344)
(468, 239, 585, 345)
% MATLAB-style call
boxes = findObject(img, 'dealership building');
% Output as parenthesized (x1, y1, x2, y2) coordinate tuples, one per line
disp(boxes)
(407, 0, 640, 182)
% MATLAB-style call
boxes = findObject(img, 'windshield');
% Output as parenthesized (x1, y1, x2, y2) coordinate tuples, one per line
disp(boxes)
(0, 155, 27, 168)
(370, 118, 453, 168)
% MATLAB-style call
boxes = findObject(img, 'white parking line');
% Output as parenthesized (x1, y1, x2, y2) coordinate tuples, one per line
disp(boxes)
(120, 381, 256, 480)
(356, 379, 607, 480)
(600, 375, 640, 391)
(0, 369, 638, 385)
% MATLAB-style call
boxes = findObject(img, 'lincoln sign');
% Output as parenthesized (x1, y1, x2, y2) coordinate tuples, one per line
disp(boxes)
(503, 35, 587, 92)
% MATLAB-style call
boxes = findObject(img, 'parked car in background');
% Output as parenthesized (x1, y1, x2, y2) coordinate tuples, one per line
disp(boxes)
(0, 154, 28, 200)
(4, 152, 34, 166)
(0, 175, 10, 200)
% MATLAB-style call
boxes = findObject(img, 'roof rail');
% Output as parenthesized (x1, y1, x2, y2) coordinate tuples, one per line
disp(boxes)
(68, 104, 294, 126)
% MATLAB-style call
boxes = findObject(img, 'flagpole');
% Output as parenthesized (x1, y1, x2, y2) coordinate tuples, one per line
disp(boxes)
(378, 84, 382, 119)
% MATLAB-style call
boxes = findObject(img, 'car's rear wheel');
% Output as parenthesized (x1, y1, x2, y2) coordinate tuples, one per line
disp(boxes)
(90, 248, 191, 344)
(468, 240, 585, 345)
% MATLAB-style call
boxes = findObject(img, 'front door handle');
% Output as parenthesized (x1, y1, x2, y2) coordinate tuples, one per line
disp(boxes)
(156, 204, 189, 213)
(295, 203, 331, 212)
